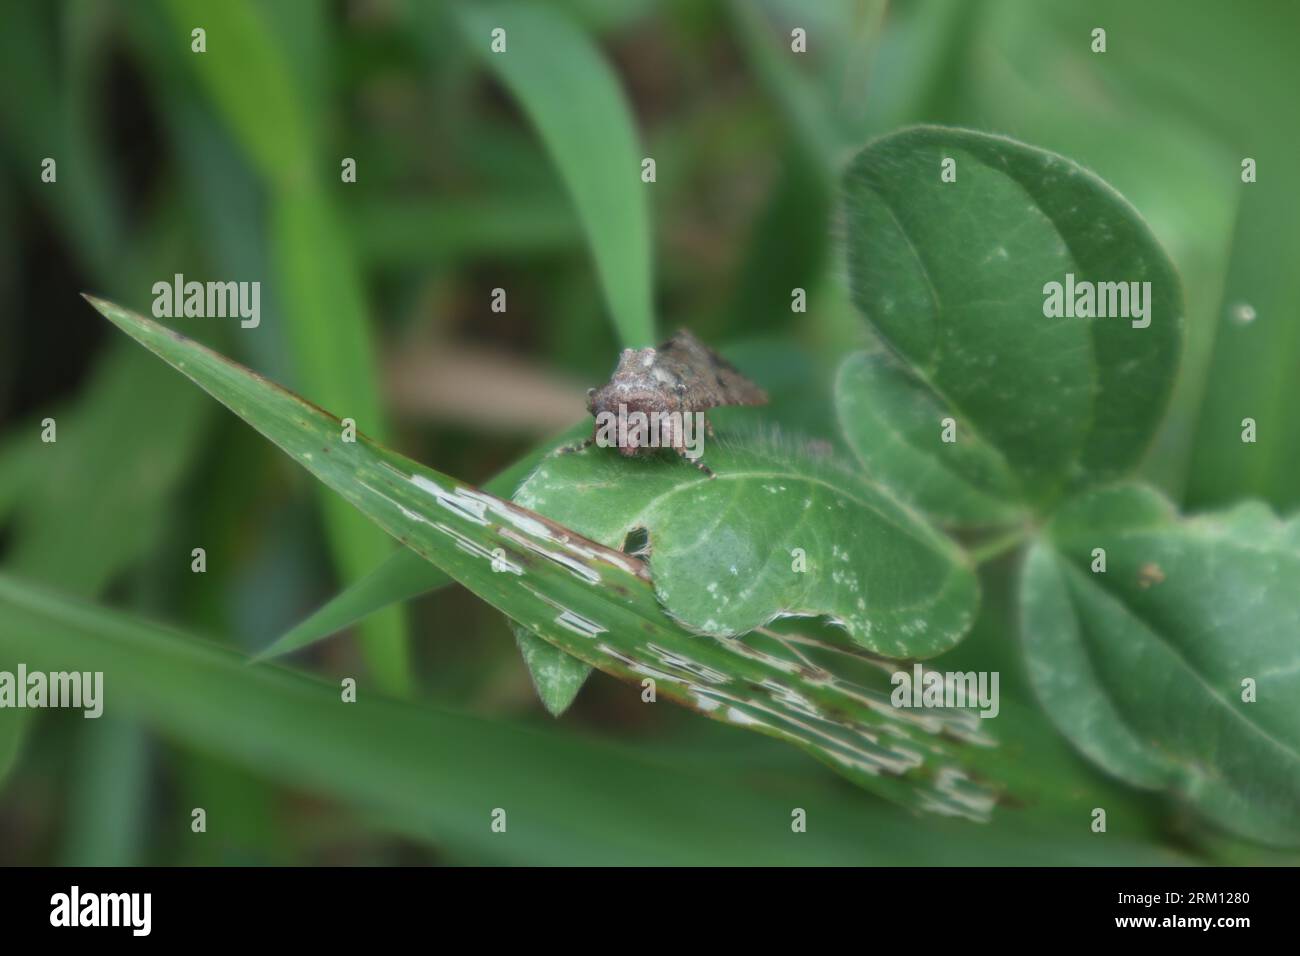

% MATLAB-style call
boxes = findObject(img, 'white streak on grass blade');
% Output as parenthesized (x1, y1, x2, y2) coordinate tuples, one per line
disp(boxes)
(516, 584, 607, 638)
(467, 488, 645, 576)
(433, 522, 524, 574)
(644, 643, 730, 685)
(499, 528, 602, 585)
(595, 643, 640, 668)
(555, 537, 644, 577)
(410, 474, 490, 525)
(691, 690, 723, 711)
(391, 462, 648, 578)
(631, 663, 685, 684)
(555, 609, 607, 638)
(725, 706, 768, 728)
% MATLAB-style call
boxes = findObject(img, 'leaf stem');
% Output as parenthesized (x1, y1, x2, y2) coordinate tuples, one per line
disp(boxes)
(969, 527, 1030, 566)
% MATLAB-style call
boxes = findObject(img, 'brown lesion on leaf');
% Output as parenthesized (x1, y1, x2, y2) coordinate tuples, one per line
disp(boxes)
(1137, 561, 1165, 589)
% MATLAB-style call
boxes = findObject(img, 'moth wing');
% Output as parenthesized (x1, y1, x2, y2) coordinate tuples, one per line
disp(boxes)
(656, 329, 768, 409)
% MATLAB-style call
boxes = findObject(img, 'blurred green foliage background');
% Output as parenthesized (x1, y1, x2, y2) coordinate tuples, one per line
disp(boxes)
(1, 0, 1296, 865)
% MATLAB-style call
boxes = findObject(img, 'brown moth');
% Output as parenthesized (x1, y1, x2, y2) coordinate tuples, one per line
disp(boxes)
(563, 329, 767, 477)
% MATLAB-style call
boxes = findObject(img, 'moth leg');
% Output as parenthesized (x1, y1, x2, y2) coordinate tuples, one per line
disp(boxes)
(675, 445, 715, 479)
(555, 435, 596, 456)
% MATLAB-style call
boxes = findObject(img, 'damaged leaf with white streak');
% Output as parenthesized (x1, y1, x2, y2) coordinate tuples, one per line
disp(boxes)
(88, 296, 1001, 820)
(515, 433, 979, 659)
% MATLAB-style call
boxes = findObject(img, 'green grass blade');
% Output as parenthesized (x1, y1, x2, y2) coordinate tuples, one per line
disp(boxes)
(256, 548, 452, 663)
(159, 0, 410, 693)
(60, 717, 150, 865)
(3, 344, 209, 594)
(0, 571, 1187, 864)
(440, 1, 656, 348)
(0, 1, 120, 278)
(350, 194, 580, 269)
(0, 343, 214, 787)
(0, 710, 26, 786)
(158, 0, 316, 190)
(87, 295, 1005, 818)
(257, 423, 587, 663)
(268, 194, 412, 693)
(0, 426, 38, 522)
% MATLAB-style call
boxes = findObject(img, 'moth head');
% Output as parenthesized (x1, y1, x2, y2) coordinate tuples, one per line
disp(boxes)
(588, 382, 655, 417)
(588, 386, 664, 456)
(625, 394, 670, 456)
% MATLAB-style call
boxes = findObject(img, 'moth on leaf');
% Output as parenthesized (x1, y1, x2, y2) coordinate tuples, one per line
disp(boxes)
(565, 330, 767, 477)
